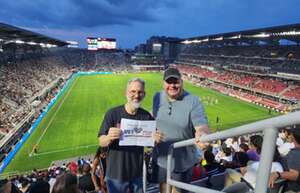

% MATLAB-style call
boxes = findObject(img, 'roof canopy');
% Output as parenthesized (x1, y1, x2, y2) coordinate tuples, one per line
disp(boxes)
(182, 23, 300, 45)
(0, 23, 68, 48)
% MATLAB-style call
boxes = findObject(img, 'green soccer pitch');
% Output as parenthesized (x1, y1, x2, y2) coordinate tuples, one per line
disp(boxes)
(4, 73, 278, 173)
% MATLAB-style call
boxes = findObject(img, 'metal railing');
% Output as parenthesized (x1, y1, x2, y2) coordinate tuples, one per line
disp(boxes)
(166, 111, 300, 193)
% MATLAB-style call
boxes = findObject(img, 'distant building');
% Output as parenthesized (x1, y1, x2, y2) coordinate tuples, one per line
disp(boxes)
(134, 36, 182, 63)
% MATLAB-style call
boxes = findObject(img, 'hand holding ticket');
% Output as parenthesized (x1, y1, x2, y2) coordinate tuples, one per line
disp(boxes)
(119, 118, 156, 147)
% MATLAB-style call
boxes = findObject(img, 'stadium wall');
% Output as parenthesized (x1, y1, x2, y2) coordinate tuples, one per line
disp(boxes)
(0, 71, 112, 174)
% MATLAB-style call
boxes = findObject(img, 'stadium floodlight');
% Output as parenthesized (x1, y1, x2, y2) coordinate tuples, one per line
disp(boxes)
(191, 39, 201, 43)
(212, 37, 223, 41)
(46, 43, 57, 48)
(272, 30, 300, 36)
(181, 40, 192, 44)
(15, 40, 25, 44)
(248, 33, 270, 38)
(40, 43, 46, 47)
(27, 41, 37, 45)
(228, 34, 241, 39)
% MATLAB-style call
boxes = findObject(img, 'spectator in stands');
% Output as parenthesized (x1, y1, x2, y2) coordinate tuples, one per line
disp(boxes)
(269, 125, 300, 192)
(98, 78, 154, 193)
(152, 68, 210, 193)
(191, 163, 204, 181)
(277, 129, 295, 156)
(223, 143, 249, 169)
(215, 143, 230, 163)
(239, 143, 249, 153)
(224, 137, 239, 153)
(51, 172, 81, 193)
(78, 163, 95, 193)
(0, 179, 12, 193)
(233, 143, 249, 168)
(0, 179, 22, 193)
(225, 145, 283, 189)
(91, 147, 107, 193)
(203, 150, 225, 176)
(26, 171, 50, 193)
(27, 180, 50, 193)
(246, 135, 263, 161)
(219, 147, 233, 164)
(19, 177, 30, 193)
(67, 161, 78, 175)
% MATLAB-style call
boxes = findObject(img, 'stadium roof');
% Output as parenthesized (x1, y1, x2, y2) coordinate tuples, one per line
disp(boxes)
(0, 22, 68, 47)
(182, 23, 300, 45)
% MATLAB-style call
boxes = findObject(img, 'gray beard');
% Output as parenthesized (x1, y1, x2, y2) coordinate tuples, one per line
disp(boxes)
(131, 101, 141, 109)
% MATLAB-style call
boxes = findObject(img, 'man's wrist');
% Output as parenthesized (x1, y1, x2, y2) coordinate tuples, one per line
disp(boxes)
(104, 135, 112, 146)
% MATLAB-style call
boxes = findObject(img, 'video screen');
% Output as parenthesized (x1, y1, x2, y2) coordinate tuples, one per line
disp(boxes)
(87, 37, 116, 50)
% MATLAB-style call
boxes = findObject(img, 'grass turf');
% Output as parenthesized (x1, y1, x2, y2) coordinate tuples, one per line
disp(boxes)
(4, 73, 278, 173)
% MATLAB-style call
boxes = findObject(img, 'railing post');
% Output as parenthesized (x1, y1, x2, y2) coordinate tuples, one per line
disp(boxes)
(254, 127, 278, 193)
(143, 157, 146, 193)
(166, 145, 174, 193)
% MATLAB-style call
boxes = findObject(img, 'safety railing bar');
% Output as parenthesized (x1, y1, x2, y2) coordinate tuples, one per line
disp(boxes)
(173, 111, 300, 149)
(168, 179, 222, 193)
(167, 111, 300, 193)
(254, 127, 278, 193)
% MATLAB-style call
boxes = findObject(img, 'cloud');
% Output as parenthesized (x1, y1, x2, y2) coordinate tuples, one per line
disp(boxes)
(0, 0, 180, 29)
(1, 0, 300, 48)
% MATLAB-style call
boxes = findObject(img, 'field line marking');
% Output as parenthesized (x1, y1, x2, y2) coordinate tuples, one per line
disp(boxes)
(30, 78, 78, 155)
(32, 144, 98, 157)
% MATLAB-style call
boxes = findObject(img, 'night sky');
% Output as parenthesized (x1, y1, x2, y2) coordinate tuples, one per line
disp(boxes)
(1, 0, 300, 48)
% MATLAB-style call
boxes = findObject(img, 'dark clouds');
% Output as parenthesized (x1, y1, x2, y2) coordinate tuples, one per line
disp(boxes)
(1, 0, 300, 48)
(0, 0, 179, 28)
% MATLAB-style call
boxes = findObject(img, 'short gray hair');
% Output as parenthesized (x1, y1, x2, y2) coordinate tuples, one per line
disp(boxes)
(126, 78, 145, 90)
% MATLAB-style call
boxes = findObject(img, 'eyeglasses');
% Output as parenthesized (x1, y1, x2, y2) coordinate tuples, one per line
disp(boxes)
(166, 78, 180, 85)
(168, 102, 172, 115)
(129, 90, 144, 96)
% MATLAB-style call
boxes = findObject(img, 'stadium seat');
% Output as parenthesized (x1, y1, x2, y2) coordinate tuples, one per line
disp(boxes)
(208, 171, 227, 190)
(190, 176, 209, 187)
(267, 179, 286, 193)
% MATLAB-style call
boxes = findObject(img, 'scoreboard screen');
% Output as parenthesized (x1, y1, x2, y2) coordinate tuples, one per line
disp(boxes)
(98, 38, 117, 49)
(87, 37, 116, 50)
(87, 37, 98, 50)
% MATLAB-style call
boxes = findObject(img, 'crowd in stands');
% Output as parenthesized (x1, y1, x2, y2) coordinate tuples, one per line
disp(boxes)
(0, 49, 133, 168)
(175, 64, 300, 111)
(0, 55, 70, 132)
(0, 49, 132, 132)
(182, 45, 300, 60)
(50, 48, 132, 72)
(0, 147, 107, 193)
(175, 125, 299, 192)
(178, 44, 300, 74)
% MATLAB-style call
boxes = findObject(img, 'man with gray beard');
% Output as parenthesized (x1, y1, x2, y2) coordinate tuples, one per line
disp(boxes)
(98, 78, 154, 193)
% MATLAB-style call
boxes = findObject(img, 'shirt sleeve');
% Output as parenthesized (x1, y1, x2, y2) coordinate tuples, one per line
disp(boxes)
(190, 96, 208, 127)
(98, 109, 113, 137)
(286, 150, 300, 171)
